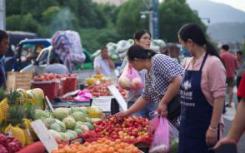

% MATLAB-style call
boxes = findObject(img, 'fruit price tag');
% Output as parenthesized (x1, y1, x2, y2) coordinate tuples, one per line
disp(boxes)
(31, 120, 58, 153)
(108, 85, 127, 111)
(45, 96, 54, 112)
(92, 96, 113, 112)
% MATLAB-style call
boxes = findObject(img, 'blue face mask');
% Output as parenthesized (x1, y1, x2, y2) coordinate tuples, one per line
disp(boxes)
(181, 46, 191, 57)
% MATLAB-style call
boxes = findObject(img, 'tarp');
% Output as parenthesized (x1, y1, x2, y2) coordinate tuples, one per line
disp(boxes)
(51, 30, 86, 72)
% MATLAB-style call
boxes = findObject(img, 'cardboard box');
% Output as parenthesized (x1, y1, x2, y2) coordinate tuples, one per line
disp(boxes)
(6, 72, 33, 91)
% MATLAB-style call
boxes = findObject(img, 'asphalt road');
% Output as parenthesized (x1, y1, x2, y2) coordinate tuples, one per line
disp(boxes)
(223, 118, 245, 153)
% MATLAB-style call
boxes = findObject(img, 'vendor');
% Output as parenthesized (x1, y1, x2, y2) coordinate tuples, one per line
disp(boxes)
(94, 46, 115, 76)
(178, 23, 226, 153)
(116, 45, 184, 124)
(0, 30, 9, 89)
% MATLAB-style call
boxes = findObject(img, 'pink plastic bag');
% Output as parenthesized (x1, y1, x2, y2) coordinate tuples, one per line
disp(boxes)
(149, 117, 170, 153)
(118, 63, 143, 90)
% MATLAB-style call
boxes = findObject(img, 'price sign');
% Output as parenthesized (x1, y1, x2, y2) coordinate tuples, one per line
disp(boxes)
(31, 120, 58, 153)
(108, 85, 127, 111)
(92, 96, 113, 112)
(45, 96, 54, 112)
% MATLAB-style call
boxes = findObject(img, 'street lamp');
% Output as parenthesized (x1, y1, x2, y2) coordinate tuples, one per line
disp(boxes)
(140, 10, 153, 36)
(140, 0, 159, 39)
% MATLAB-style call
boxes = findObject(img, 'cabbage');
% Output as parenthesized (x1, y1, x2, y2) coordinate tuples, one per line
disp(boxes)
(74, 128, 83, 135)
(80, 125, 89, 132)
(53, 108, 70, 120)
(49, 130, 62, 142)
(54, 119, 66, 132)
(83, 122, 94, 130)
(42, 117, 55, 128)
(70, 107, 83, 113)
(71, 111, 87, 122)
(63, 116, 76, 129)
(35, 109, 50, 119)
(50, 123, 62, 132)
(75, 121, 86, 131)
(66, 130, 78, 139)
(59, 132, 69, 141)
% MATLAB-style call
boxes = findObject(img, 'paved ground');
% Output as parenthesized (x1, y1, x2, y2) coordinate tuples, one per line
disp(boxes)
(223, 87, 245, 153)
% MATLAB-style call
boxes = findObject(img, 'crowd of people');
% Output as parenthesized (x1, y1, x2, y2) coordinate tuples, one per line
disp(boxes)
(0, 22, 244, 153)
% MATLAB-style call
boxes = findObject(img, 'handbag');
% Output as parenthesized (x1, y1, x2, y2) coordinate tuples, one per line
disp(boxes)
(167, 95, 181, 121)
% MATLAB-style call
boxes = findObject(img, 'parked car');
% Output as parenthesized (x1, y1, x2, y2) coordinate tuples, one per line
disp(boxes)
(5, 31, 39, 71)
(21, 46, 93, 72)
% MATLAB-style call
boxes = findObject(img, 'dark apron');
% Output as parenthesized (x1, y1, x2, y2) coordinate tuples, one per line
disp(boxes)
(179, 53, 215, 153)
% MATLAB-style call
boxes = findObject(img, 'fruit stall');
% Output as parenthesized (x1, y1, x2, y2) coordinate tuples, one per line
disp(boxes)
(0, 71, 178, 153)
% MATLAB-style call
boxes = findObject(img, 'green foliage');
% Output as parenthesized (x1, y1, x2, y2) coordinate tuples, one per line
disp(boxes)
(80, 27, 121, 53)
(7, 13, 42, 33)
(159, 0, 205, 42)
(5, 0, 208, 53)
(116, 0, 148, 39)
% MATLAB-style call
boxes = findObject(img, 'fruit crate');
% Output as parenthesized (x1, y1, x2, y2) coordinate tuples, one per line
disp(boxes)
(62, 77, 78, 94)
(31, 80, 59, 100)
(6, 72, 33, 91)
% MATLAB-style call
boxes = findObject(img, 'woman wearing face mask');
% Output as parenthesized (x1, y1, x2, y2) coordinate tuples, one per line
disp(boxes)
(120, 30, 157, 119)
(117, 45, 184, 122)
(178, 23, 226, 153)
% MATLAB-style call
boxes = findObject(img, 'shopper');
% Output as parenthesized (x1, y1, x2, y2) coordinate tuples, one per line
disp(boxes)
(220, 44, 238, 107)
(214, 73, 245, 152)
(94, 46, 115, 76)
(121, 30, 157, 119)
(0, 30, 9, 88)
(178, 23, 226, 153)
(116, 45, 184, 122)
(236, 51, 245, 102)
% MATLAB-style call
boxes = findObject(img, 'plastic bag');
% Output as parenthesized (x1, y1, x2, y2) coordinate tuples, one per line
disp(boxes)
(169, 121, 179, 153)
(149, 117, 170, 153)
(118, 63, 143, 90)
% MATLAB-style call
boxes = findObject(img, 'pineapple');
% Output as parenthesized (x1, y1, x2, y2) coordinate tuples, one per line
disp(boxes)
(6, 105, 25, 126)
(0, 98, 9, 122)
(8, 90, 21, 105)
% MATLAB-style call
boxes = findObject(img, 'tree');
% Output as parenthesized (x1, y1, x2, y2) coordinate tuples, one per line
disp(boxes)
(159, 0, 205, 42)
(7, 14, 41, 33)
(116, 0, 149, 39)
(42, 7, 79, 36)
(80, 27, 120, 52)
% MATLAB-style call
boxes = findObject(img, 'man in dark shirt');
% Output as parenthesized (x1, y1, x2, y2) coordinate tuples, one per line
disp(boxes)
(0, 30, 9, 88)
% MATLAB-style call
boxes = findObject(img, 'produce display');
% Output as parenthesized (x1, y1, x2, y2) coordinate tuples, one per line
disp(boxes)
(85, 74, 109, 86)
(33, 73, 77, 82)
(82, 116, 152, 145)
(0, 89, 45, 146)
(34, 107, 104, 142)
(52, 138, 141, 153)
(86, 82, 127, 98)
(32, 73, 78, 99)
(0, 133, 22, 153)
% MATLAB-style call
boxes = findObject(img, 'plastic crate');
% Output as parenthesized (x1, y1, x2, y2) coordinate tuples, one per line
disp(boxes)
(63, 77, 78, 94)
(31, 80, 59, 100)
